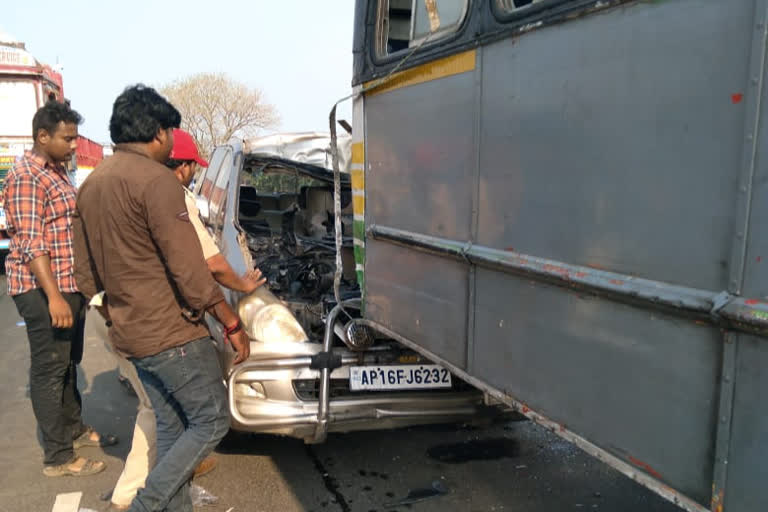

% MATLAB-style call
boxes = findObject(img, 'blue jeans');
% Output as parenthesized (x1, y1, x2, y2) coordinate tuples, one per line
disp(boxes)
(128, 337, 229, 512)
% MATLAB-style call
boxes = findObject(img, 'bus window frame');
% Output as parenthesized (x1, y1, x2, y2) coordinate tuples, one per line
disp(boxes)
(357, 0, 623, 87)
(409, 0, 472, 49)
(372, 0, 473, 63)
(491, 0, 593, 23)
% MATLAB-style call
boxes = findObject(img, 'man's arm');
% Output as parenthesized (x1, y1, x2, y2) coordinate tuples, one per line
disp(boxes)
(206, 299, 250, 364)
(145, 173, 249, 362)
(185, 188, 266, 294)
(72, 208, 101, 302)
(145, 174, 224, 312)
(206, 254, 266, 294)
(6, 172, 72, 327)
(72, 207, 110, 321)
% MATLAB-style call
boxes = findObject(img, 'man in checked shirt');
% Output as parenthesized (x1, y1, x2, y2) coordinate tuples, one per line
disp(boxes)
(4, 101, 116, 477)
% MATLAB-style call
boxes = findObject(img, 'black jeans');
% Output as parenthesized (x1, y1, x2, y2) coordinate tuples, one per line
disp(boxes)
(13, 289, 86, 466)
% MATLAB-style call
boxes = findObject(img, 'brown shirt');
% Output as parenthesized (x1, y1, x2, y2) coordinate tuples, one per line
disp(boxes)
(73, 144, 224, 358)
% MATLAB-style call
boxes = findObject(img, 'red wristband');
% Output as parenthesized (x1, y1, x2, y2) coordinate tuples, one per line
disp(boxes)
(224, 319, 242, 336)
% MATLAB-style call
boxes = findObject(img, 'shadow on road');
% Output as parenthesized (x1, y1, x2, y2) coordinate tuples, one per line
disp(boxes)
(81, 367, 139, 463)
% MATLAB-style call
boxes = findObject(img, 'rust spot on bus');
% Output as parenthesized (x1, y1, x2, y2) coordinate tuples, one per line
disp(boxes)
(628, 455, 663, 481)
(711, 488, 724, 512)
(542, 264, 570, 276)
(731, 93, 744, 104)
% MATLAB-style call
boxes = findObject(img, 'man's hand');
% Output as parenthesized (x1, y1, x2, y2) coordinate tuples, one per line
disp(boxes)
(207, 255, 267, 294)
(29, 255, 72, 328)
(49, 294, 73, 328)
(242, 268, 267, 294)
(228, 329, 250, 364)
(207, 300, 249, 364)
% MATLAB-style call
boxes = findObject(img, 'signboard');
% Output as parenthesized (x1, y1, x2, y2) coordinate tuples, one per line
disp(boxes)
(0, 46, 36, 68)
(0, 154, 15, 169)
(0, 155, 15, 191)
(0, 154, 14, 232)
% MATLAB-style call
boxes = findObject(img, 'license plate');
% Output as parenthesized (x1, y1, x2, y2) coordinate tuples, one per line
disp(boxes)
(349, 365, 452, 391)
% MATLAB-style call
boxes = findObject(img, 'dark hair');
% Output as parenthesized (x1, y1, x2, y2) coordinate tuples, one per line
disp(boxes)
(165, 158, 194, 170)
(109, 84, 181, 144)
(32, 101, 83, 140)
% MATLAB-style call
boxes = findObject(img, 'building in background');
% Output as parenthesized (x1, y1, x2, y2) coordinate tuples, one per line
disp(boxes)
(0, 30, 103, 252)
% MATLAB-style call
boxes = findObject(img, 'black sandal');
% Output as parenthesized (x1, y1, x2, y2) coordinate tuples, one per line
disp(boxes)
(73, 426, 118, 449)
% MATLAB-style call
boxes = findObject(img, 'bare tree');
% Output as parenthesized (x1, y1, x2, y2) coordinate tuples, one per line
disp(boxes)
(160, 73, 279, 157)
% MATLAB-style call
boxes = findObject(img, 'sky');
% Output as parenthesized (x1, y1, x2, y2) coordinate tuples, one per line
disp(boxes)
(3, 0, 355, 144)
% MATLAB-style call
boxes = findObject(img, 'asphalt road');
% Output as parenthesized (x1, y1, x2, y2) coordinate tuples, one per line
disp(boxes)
(0, 275, 685, 512)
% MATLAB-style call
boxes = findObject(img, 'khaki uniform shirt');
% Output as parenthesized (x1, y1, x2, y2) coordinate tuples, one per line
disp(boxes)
(184, 187, 219, 260)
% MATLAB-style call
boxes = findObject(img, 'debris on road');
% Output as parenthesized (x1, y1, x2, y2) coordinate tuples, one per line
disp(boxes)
(52, 492, 81, 512)
(383, 480, 448, 508)
(190, 484, 219, 507)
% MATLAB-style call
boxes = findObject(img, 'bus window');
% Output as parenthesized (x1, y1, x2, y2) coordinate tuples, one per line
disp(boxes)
(496, 0, 547, 14)
(377, 0, 469, 57)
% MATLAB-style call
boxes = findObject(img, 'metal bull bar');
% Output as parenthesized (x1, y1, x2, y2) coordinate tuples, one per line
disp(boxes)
(312, 298, 361, 443)
(225, 299, 360, 439)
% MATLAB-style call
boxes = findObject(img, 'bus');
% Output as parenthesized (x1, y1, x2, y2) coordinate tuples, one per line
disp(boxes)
(347, 1, 768, 511)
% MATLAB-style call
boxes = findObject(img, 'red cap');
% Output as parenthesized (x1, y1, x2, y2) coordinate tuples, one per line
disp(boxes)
(169, 129, 208, 167)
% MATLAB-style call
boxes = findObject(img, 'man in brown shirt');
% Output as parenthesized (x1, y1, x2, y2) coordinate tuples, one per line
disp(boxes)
(73, 85, 248, 512)
(103, 128, 266, 510)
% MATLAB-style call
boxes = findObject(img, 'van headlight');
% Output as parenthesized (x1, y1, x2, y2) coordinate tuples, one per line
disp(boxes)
(238, 286, 308, 343)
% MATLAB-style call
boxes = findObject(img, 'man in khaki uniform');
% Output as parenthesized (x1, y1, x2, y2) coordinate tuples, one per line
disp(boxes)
(96, 128, 264, 510)
(166, 129, 264, 293)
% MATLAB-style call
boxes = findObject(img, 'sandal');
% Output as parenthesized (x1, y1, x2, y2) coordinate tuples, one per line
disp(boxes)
(73, 426, 119, 449)
(43, 456, 106, 477)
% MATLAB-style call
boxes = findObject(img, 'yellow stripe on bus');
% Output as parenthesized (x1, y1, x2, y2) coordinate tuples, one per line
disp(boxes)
(364, 49, 476, 97)
(353, 194, 365, 213)
(351, 142, 365, 165)
(351, 168, 365, 190)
